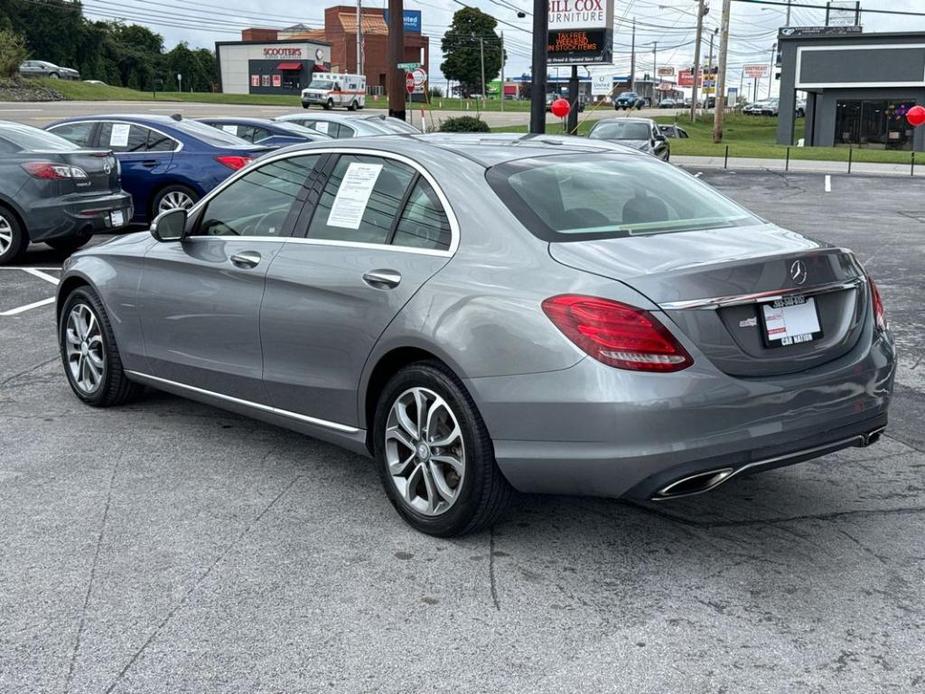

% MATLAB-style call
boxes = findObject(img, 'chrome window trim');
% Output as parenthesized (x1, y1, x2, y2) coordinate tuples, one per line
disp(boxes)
(48, 119, 184, 153)
(187, 147, 460, 256)
(124, 371, 360, 434)
(658, 277, 864, 311)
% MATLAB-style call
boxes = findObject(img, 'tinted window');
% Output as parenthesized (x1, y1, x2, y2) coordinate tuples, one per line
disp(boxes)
(303, 120, 343, 138)
(2, 123, 80, 151)
(393, 179, 451, 251)
(251, 127, 273, 143)
(172, 119, 253, 147)
(307, 155, 414, 244)
(147, 129, 178, 152)
(98, 123, 149, 152)
(197, 155, 320, 237)
(487, 153, 760, 241)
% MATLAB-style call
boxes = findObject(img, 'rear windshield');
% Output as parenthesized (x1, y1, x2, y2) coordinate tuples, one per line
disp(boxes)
(0, 123, 79, 152)
(367, 116, 419, 134)
(589, 121, 651, 140)
(171, 120, 258, 148)
(486, 153, 761, 242)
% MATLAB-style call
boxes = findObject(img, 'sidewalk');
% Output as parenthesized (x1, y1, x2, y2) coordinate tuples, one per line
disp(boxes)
(674, 154, 925, 177)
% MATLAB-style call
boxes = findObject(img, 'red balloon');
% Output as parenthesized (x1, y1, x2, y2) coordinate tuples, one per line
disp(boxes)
(907, 105, 925, 127)
(551, 98, 571, 118)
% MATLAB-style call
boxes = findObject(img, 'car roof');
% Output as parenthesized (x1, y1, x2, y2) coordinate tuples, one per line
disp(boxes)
(199, 117, 281, 127)
(271, 132, 647, 168)
(591, 117, 656, 126)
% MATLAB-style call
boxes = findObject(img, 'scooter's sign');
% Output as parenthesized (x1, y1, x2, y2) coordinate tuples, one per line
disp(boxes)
(547, 0, 614, 65)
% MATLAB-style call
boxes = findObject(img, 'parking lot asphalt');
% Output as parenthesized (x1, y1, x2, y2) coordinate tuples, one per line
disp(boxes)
(1, 172, 923, 693)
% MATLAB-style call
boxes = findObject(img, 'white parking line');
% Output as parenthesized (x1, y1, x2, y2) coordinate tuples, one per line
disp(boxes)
(825, 174, 832, 193)
(22, 268, 60, 285)
(0, 297, 55, 316)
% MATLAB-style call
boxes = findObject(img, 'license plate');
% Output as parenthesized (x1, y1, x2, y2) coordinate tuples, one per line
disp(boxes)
(110, 209, 125, 227)
(760, 296, 822, 347)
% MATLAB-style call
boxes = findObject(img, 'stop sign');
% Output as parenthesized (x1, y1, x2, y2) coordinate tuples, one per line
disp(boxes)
(405, 73, 415, 94)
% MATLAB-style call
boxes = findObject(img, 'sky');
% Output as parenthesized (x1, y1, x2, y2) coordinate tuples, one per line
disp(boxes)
(78, 0, 925, 95)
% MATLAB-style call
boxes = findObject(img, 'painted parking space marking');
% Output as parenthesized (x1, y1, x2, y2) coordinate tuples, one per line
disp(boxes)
(22, 268, 60, 285)
(0, 267, 60, 316)
(825, 174, 832, 193)
(0, 297, 55, 316)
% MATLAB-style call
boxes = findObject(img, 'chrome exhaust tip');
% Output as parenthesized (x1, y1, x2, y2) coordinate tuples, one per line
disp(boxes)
(653, 467, 736, 501)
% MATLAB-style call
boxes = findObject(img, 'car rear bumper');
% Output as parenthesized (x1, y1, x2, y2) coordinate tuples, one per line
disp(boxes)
(26, 191, 134, 242)
(465, 328, 895, 500)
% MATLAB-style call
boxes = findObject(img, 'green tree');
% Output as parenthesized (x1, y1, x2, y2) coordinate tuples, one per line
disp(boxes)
(0, 28, 27, 78)
(440, 8, 502, 98)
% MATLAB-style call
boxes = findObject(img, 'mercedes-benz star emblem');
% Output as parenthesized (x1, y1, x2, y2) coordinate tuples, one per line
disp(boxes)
(790, 259, 808, 285)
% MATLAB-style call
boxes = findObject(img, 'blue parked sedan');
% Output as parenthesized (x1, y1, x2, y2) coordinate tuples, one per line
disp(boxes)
(46, 115, 271, 224)
(197, 117, 333, 148)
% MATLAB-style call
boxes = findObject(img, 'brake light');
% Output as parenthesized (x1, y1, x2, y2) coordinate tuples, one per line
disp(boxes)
(21, 162, 88, 180)
(869, 277, 887, 331)
(215, 155, 251, 171)
(542, 294, 693, 372)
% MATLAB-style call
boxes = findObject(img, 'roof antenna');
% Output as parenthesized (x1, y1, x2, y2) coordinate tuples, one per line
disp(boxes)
(171, 113, 183, 121)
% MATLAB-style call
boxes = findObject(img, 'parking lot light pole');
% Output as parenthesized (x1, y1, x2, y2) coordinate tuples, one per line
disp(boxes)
(529, 0, 548, 134)
(387, 0, 406, 121)
(713, 0, 731, 142)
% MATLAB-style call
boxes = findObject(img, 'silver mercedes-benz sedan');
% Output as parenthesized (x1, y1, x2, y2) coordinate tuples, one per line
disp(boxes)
(56, 134, 895, 536)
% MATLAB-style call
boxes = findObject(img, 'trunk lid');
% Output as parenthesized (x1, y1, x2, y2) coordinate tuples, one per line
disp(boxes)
(57, 149, 120, 194)
(549, 224, 869, 377)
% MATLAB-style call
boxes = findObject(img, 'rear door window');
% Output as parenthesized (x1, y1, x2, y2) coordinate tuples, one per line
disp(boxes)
(306, 155, 415, 245)
(146, 129, 178, 152)
(98, 123, 149, 153)
(392, 179, 452, 251)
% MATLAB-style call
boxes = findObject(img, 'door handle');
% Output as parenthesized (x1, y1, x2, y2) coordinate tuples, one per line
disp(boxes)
(230, 251, 261, 269)
(362, 269, 401, 289)
(141, 160, 158, 168)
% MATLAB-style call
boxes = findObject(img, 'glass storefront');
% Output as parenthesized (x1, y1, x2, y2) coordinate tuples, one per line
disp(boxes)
(835, 99, 917, 150)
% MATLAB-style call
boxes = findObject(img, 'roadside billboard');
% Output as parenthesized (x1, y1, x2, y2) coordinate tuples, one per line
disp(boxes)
(743, 64, 770, 79)
(589, 68, 614, 96)
(657, 66, 675, 77)
(384, 9, 422, 33)
(547, 0, 614, 65)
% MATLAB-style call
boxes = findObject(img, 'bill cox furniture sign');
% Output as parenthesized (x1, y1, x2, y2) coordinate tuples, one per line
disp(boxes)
(547, 0, 614, 65)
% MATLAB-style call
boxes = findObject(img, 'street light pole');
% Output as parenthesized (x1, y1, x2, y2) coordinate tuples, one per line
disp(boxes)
(529, 0, 548, 133)
(629, 17, 636, 93)
(768, 42, 776, 99)
(652, 41, 658, 105)
(689, 0, 705, 123)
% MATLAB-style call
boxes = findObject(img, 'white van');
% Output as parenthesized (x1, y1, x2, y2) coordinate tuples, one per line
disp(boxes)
(301, 73, 367, 111)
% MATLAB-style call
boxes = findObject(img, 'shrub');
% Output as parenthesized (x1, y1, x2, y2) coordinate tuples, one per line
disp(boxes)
(439, 116, 490, 133)
(428, 86, 444, 98)
(0, 30, 28, 79)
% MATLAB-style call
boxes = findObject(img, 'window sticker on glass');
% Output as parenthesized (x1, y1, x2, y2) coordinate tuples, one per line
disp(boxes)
(326, 162, 383, 229)
(110, 123, 131, 148)
(221, 124, 238, 135)
(315, 121, 329, 134)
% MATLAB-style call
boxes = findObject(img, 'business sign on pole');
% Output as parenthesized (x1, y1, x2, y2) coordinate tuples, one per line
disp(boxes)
(547, 0, 614, 65)
(657, 66, 675, 77)
(677, 68, 701, 87)
(384, 10, 422, 33)
(589, 68, 613, 96)
(743, 64, 770, 79)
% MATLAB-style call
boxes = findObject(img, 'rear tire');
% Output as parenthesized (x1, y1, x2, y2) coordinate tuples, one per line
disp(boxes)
(373, 362, 511, 537)
(348, 99, 358, 111)
(59, 287, 143, 407)
(0, 206, 26, 266)
(152, 185, 197, 219)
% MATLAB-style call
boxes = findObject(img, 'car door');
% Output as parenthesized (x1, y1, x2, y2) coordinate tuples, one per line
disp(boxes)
(96, 122, 177, 220)
(138, 153, 323, 401)
(260, 152, 456, 426)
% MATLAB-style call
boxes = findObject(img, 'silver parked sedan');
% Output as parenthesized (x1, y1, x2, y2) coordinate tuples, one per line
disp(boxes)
(56, 134, 895, 536)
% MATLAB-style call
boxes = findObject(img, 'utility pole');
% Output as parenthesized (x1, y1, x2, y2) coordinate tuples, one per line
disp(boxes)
(529, 0, 547, 133)
(690, 0, 705, 123)
(500, 31, 505, 112)
(479, 37, 486, 101)
(567, 65, 578, 134)
(387, 0, 405, 120)
(768, 42, 776, 99)
(786, 0, 792, 25)
(629, 18, 636, 92)
(652, 41, 658, 105)
(356, 0, 362, 76)
(713, 0, 731, 142)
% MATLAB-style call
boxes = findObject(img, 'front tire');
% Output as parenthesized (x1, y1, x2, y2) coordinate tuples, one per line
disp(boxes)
(373, 362, 511, 537)
(0, 206, 26, 266)
(59, 287, 143, 407)
(325, 98, 334, 110)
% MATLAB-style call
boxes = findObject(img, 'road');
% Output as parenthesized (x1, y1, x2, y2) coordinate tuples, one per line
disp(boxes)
(0, 100, 666, 129)
(1, 172, 922, 693)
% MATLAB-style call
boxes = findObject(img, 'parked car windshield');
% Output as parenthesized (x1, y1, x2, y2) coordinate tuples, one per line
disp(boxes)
(0, 123, 80, 152)
(486, 153, 761, 241)
(310, 80, 334, 90)
(589, 121, 651, 141)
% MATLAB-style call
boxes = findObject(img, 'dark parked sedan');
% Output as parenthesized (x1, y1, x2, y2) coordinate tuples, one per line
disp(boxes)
(197, 117, 333, 148)
(46, 115, 271, 224)
(0, 122, 131, 265)
(588, 117, 670, 160)
(55, 134, 893, 536)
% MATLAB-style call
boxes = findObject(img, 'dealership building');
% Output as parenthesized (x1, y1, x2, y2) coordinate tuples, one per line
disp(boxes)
(777, 28, 925, 152)
(216, 5, 429, 97)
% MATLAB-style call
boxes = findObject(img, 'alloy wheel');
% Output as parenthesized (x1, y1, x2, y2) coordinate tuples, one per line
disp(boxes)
(65, 303, 105, 394)
(385, 387, 466, 516)
(158, 191, 195, 213)
(0, 215, 12, 256)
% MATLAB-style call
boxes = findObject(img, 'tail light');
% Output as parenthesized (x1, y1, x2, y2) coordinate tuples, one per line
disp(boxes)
(21, 162, 88, 180)
(542, 294, 693, 372)
(868, 277, 887, 331)
(215, 155, 251, 171)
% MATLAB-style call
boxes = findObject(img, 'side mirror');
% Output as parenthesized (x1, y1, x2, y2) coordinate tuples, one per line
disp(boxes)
(150, 208, 188, 242)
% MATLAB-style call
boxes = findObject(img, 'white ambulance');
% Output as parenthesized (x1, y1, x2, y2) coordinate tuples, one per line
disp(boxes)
(301, 73, 367, 110)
